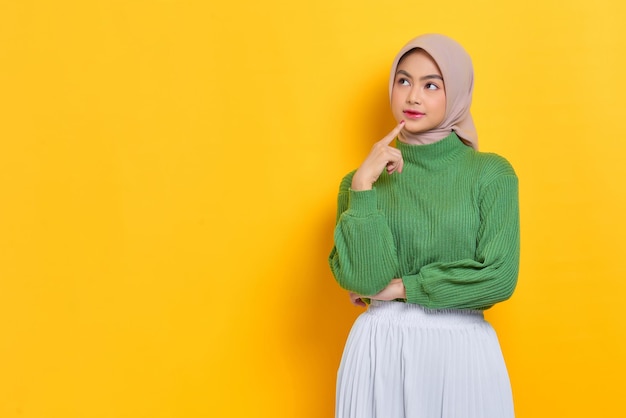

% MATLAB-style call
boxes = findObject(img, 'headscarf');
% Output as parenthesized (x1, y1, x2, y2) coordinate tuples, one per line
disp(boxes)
(388, 34, 478, 149)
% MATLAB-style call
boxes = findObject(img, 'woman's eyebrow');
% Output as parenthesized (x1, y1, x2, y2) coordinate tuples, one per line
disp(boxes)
(419, 74, 444, 81)
(396, 69, 412, 78)
(396, 70, 443, 82)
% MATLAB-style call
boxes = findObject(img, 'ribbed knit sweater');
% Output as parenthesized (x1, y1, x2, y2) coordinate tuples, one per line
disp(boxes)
(329, 132, 519, 310)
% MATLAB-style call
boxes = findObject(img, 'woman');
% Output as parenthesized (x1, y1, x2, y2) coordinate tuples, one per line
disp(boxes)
(329, 34, 520, 418)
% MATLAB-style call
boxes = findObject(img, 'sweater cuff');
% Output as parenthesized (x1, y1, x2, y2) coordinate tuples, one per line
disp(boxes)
(347, 188, 378, 217)
(402, 274, 431, 306)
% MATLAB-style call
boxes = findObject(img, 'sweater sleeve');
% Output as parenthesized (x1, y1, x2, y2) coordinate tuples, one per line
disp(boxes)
(402, 171, 520, 310)
(328, 173, 399, 296)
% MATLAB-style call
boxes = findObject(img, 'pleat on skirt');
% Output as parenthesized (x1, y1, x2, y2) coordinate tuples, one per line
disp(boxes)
(336, 300, 514, 418)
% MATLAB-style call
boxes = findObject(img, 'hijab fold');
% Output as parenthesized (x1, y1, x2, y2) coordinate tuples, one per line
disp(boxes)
(389, 34, 478, 149)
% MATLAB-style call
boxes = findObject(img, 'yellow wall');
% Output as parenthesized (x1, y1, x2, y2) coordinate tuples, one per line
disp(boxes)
(1, 0, 625, 417)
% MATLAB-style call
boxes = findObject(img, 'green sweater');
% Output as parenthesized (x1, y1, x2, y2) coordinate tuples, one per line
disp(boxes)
(329, 132, 519, 310)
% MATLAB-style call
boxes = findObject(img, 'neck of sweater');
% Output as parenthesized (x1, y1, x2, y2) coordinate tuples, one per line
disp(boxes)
(396, 131, 470, 170)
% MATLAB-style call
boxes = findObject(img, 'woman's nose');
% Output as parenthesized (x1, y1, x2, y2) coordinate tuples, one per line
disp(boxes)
(406, 88, 421, 104)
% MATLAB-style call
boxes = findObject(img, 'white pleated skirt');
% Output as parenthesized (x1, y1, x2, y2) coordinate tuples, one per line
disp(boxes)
(336, 300, 514, 418)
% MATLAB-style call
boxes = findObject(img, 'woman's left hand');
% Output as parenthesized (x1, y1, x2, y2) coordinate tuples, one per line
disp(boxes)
(348, 292, 367, 307)
(348, 279, 407, 306)
(369, 278, 406, 301)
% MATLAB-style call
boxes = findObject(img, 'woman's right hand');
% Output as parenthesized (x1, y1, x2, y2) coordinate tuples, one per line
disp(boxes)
(351, 121, 405, 191)
(348, 292, 367, 307)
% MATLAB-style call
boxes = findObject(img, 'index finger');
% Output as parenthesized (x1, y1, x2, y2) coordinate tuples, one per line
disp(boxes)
(381, 120, 405, 145)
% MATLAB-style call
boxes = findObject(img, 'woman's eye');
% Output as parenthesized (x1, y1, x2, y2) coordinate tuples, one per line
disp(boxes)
(398, 78, 410, 86)
(425, 83, 439, 90)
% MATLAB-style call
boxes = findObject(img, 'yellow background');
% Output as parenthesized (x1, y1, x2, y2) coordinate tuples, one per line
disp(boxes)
(1, 0, 625, 417)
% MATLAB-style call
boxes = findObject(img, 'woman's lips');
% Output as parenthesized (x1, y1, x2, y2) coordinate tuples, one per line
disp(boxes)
(403, 110, 425, 119)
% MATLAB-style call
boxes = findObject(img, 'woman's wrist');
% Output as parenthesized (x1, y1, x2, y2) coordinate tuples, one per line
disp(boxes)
(389, 278, 406, 299)
(397, 279, 406, 299)
(351, 174, 372, 191)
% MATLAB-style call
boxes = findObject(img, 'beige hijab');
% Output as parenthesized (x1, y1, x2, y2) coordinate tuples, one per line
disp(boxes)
(389, 34, 478, 149)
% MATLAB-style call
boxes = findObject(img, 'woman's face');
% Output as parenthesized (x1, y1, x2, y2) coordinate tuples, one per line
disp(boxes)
(391, 50, 446, 135)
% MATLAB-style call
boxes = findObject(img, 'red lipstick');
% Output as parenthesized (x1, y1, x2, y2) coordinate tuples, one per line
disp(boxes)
(403, 110, 425, 119)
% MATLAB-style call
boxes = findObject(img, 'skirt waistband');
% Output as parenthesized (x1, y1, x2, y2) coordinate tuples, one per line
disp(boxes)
(367, 300, 485, 326)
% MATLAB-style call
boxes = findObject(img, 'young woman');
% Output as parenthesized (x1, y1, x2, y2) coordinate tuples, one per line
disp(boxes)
(329, 34, 520, 418)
